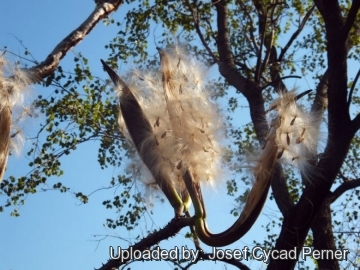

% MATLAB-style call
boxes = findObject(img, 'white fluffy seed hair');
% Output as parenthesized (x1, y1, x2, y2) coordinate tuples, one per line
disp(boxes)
(236, 90, 321, 222)
(266, 89, 322, 180)
(0, 54, 31, 182)
(118, 45, 225, 193)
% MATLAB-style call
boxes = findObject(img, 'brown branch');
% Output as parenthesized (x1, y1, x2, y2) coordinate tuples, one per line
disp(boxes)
(212, 0, 259, 100)
(314, 0, 351, 127)
(213, 0, 236, 67)
(237, 0, 260, 55)
(278, 5, 315, 62)
(342, 0, 360, 42)
(25, 0, 123, 82)
(352, 113, 360, 132)
(258, 29, 274, 81)
(184, 0, 218, 63)
(212, 0, 267, 144)
(329, 178, 360, 203)
(347, 67, 360, 107)
(311, 70, 328, 114)
(254, 8, 267, 83)
(314, 0, 348, 116)
(95, 217, 194, 270)
(338, 170, 350, 182)
(311, 200, 340, 270)
(268, 46, 287, 93)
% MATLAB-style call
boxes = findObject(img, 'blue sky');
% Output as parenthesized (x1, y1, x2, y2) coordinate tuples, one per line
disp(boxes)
(0, 1, 342, 270)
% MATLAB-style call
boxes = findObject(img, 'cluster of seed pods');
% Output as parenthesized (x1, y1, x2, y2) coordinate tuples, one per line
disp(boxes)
(118, 46, 224, 195)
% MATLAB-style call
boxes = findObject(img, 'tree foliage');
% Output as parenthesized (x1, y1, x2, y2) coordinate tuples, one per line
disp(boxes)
(1, 0, 360, 269)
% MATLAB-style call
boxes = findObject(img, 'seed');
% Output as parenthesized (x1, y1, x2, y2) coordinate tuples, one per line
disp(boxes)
(296, 128, 306, 144)
(290, 117, 296, 125)
(10, 131, 20, 138)
(287, 133, 290, 145)
(176, 160, 182, 170)
(301, 128, 306, 137)
(155, 117, 160, 127)
(161, 131, 167, 138)
(277, 148, 285, 159)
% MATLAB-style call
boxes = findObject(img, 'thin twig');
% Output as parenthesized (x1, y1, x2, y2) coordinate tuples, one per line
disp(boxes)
(347, 67, 360, 107)
(278, 5, 315, 62)
(184, 0, 218, 62)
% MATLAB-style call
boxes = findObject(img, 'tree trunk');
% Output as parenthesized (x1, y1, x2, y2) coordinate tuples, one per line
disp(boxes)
(312, 200, 340, 270)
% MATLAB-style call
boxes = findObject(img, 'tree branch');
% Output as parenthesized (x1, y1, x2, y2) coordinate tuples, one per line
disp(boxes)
(253, 1, 267, 83)
(212, 0, 236, 70)
(236, 0, 260, 56)
(278, 5, 315, 62)
(314, 0, 351, 130)
(352, 113, 360, 132)
(258, 29, 274, 83)
(342, 0, 360, 42)
(25, 0, 123, 82)
(184, 0, 218, 63)
(212, 0, 268, 144)
(267, 46, 287, 93)
(311, 70, 328, 114)
(212, 0, 262, 98)
(311, 200, 340, 270)
(95, 217, 194, 270)
(347, 67, 360, 107)
(329, 178, 360, 203)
